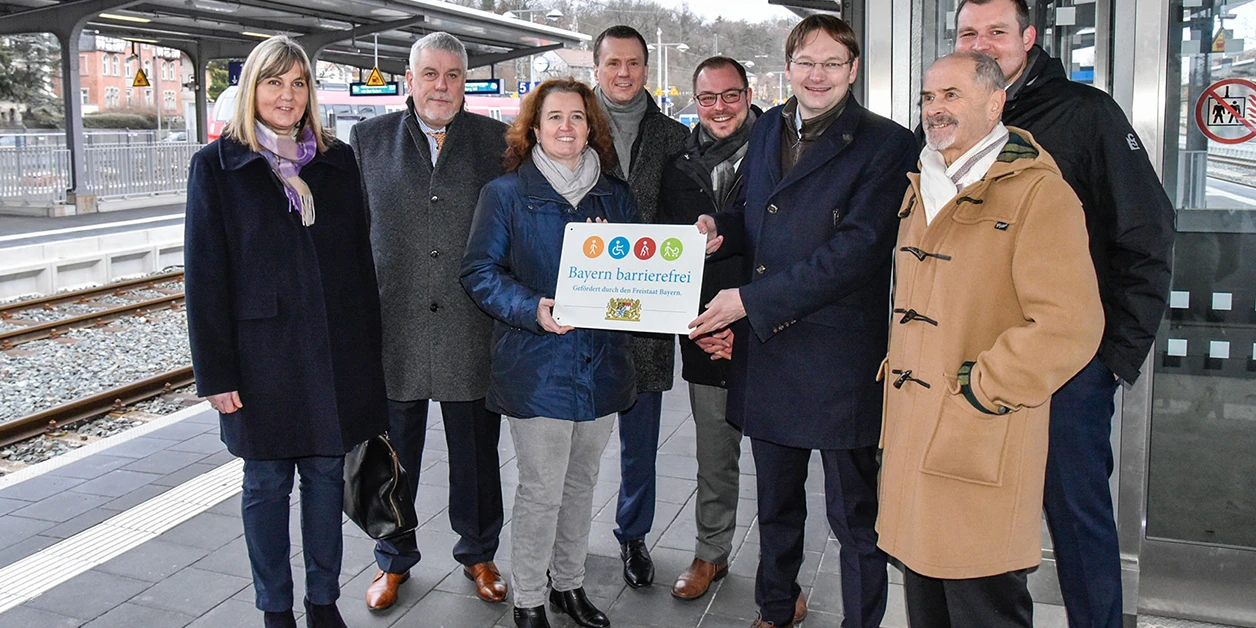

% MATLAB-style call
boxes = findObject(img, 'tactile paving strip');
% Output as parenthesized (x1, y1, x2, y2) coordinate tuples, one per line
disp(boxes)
(0, 458, 243, 613)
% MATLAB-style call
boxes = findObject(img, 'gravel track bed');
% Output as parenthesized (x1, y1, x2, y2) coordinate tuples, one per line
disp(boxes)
(4, 286, 183, 325)
(0, 384, 198, 471)
(0, 310, 192, 421)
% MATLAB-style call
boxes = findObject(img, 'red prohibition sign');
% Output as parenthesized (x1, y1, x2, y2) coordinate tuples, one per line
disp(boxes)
(1194, 78, 1256, 145)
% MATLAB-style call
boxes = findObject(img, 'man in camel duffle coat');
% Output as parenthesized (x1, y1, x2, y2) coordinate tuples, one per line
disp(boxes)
(877, 51, 1105, 626)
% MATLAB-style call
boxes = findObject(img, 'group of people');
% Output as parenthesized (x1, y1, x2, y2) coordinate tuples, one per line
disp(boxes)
(183, 0, 1176, 627)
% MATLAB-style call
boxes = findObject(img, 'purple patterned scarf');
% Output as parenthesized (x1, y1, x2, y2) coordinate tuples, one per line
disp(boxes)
(255, 121, 317, 226)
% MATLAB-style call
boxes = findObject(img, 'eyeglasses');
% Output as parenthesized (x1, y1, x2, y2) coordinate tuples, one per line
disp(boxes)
(789, 58, 853, 74)
(694, 88, 748, 107)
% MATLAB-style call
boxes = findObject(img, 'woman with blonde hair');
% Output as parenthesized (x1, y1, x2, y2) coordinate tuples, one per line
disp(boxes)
(183, 36, 387, 628)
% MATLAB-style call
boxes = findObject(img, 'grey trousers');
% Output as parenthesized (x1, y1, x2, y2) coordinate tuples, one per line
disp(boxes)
(508, 414, 616, 609)
(690, 382, 743, 564)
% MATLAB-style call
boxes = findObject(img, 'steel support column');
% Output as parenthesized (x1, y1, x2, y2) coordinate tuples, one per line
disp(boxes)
(0, 0, 143, 212)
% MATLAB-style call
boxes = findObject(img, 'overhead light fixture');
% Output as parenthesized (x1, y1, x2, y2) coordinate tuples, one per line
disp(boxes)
(316, 18, 353, 30)
(100, 13, 152, 23)
(189, 0, 239, 13)
(242, 31, 275, 38)
(122, 37, 161, 44)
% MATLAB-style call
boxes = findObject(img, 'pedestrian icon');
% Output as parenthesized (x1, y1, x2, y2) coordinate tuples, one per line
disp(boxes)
(583, 236, 604, 258)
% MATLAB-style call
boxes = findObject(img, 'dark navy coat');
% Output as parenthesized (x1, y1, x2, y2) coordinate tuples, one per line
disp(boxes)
(184, 136, 389, 460)
(460, 160, 640, 422)
(714, 98, 916, 450)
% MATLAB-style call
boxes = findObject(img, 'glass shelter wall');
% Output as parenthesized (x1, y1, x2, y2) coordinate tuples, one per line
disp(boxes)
(1151, 0, 1256, 548)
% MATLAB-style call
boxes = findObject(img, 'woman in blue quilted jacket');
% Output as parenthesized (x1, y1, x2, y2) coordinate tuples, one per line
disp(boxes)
(460, 78, 638, 628)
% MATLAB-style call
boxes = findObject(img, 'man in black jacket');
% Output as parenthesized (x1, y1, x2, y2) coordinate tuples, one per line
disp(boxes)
(953, 1, 1175, 626)
(658, 56, 759, 602)
(591, 25, 690, 589)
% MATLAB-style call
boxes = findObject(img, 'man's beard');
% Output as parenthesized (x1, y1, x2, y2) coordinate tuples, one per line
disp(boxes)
(924, 113, 958, 152)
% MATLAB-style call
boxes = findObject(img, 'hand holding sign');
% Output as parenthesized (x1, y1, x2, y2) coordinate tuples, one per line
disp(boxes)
(696, 214, 723, 255)
(688, 288, 745, 338)
(537, 298, 574, 335)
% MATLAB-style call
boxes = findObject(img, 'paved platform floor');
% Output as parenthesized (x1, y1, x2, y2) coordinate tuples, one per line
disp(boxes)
(0, 379, 1241, 628)
(0, 203, 183, 248)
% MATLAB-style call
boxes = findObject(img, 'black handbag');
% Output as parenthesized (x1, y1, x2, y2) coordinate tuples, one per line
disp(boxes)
(343, 434, 419, 540)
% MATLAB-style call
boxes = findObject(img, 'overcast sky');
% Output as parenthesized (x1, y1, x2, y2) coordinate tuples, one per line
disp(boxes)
(650, 0, 796, 23)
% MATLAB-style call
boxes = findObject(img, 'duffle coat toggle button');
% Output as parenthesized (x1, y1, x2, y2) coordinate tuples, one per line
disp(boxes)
(890, 369, 930, 389)
(894, 308, 938, 326)
(900, 246, 952, 262)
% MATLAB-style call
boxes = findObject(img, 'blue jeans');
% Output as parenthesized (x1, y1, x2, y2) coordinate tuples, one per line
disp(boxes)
(1044, 357, 1122, 628)
(614, 391, 663, 544)
(242, 456, 344, 612)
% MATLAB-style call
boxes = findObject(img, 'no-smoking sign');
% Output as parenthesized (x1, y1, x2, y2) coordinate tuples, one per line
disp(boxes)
(1195, 78, 1256, 144)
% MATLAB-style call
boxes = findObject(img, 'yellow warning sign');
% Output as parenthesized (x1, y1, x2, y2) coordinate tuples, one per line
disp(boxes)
(132, 68, 150, 88)
(1213, 29, 1228, 54)
(365, 67, 386, 87)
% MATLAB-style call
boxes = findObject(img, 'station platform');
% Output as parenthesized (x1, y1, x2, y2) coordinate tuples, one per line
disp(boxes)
(0, 383, 1228, 628)
(0, 204, 185, 250)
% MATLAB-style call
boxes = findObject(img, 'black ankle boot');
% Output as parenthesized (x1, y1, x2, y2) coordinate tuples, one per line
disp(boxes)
(303, 598, 347, 628)
(263, 610, 297, 628)
(549, 587, 609, 628)
(513, 605, 552, 628)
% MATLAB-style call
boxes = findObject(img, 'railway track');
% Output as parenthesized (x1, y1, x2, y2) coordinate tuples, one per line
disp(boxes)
(0, 271, 184, 350)
(0, 365, 196, 449)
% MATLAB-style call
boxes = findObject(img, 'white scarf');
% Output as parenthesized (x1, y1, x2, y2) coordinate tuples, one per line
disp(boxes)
(919, 122, 1009, 225)
(531, 145, 601, 209)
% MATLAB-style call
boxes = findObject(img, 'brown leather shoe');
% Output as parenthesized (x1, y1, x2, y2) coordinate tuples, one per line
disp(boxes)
(794, 591, 808, 623)
(365, 569, 408, 611)
(750, 614, 793, 628)
(463, 561, 508, 603)
(671, 557, 729, 600)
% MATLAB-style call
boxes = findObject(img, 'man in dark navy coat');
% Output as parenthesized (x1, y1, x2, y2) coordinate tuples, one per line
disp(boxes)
(689, 15, 916, 628)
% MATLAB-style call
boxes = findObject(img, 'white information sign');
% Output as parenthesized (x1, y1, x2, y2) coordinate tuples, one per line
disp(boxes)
(553, 223, 707, 335)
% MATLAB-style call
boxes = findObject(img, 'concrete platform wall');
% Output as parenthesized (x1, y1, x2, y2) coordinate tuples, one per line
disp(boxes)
(0, 225, 183, 299)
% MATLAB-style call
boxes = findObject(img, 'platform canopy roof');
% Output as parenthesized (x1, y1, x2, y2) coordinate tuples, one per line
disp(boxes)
(0, 0, 590, 73)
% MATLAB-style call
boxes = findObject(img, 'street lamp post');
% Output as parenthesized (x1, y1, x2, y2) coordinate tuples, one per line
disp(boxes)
(648, 28, 688, 115)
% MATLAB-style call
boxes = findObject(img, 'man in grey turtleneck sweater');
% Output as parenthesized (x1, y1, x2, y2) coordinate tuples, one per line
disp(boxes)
(590, 24, 689, 592)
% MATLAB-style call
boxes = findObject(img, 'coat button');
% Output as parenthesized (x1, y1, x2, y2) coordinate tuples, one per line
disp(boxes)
(756, 265, 766, 274)
(430, 302, 439, 312)
(430, 249, 439, 258)
(767, 204, 778, 214)
(430, 195, 439, 203)
(585, 357, 592, 364)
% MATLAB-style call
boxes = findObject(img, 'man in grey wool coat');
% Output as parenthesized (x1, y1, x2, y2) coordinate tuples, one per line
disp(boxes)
(349, 31, 509, 610)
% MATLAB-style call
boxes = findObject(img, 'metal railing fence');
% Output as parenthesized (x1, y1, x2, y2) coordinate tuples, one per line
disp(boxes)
(0, 129, 188, 147)
(82, 143, 205, 199)
(1, 143, 205, 205)
(0, 146, 70, 205)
